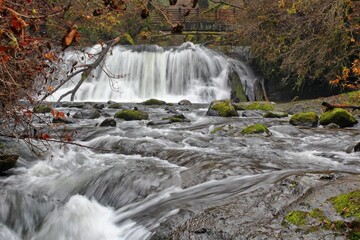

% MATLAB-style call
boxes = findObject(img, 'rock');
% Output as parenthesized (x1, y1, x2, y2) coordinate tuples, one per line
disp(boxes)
(244, 102, 274, 111)
(206, 99, 239, 117)
(263, 111, 288, 118)
(147, 120, 172, 126)
(61, 102, 85, 108)
(141, 98, 167, 106)
(326, 123, 340, 129)
(289, 112, 319, 127)
(83, 103, 94, 109)
(33, 105, 52, 113)
(291, 96, 300, 102)
(73, 109, 101, 119)
(108, 103, 122, 109)
(0, 154, 19, 172)
(228, 67, 248, 103)
(100, 118, 116, 127)
(319, 108, 358, 128)
(178, 99, 192, 106)
(114, 109, 148, 121)
(52, 117, 75, 124)
(241, 124, 271, 136)
(241, 110, 264, 118)
(354, 142, 360, 152)
(162, 114, 191, 123)
(93, 103, 105, 109)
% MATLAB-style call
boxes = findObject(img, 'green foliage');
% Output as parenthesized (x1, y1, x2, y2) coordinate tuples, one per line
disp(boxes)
(241, 124, 270, 135)
(289, 112, 318, 127)
(114, 110, 148, 121)
(285, 210, 308, 226)
(330, 191, 360, 219)
(319, 108, 358, 128)
(33, 105, 52, 114)
(210, 100, 238, 117)
(142, 98, 167, 105)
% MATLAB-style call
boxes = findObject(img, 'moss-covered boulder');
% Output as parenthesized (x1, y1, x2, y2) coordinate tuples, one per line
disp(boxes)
(289, 112, 319, 127)
(107, 103, 122, 109)
(320, 108, 358, 128)
(33, 105, 52, 113)
(141, 98, 166, 106)
(263, 111, 288, 118)
(162, 114, 190, 123)
(206, 99, 239, 117)
(100, 118, 116, 127)
(285, 210, 308, 226)
(245, 102, 274, 111)
(241, 124, 271, 136)
(330, 190, 360, 219)
(0, 154, 19, 172)
(114, 109, 148, 121)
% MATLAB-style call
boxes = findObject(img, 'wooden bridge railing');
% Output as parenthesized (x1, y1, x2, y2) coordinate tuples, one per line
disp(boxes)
(150, 8, 239, 32)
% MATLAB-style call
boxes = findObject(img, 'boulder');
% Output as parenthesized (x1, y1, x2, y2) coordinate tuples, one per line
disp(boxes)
(93, 103, 105, 109)
(33, 105, 52, 113)
(108, 103, 122, 109)
(73, 109, 101, 119)
(206, 99, 239, 117)
(178, 99, 192, 106)
(100, 118, 117, 127)
(319, 108, 358, 128)
(0, 154, 19, 172)
(355, 142, 360, 152)
(263, 111, 288, 118)
(162, 114, 191, 123)
(83, 103, 94, 109)
(289, 112, 319, 127)
(147, 120, 172, 126)
(241, 124, 271, 136)
(61, 102, 85, 108)
(52, 117, 75, 124)
(141, 98, 167, 106)
(242, 110, 264, 118)
(244, 102, 274, 111)
(114, 109, 148, 121)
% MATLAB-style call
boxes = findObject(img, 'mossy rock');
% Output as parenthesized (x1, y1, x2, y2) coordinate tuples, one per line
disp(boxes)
(141, 98, 167, 106)
(108, 103, 122, 109)
(33, 105, 52, 113)
(162, 114, 190, 123)
(206, 99, 239, 117)
(309, 208, 328, 222)
(285, 210, 308, 226)
(245, 102, 274, 111)
(289, 112, 319, 127)
(330, 190, 360, 219)
(114, 109, 148, 121)
(320, 108, 358, 128)
(263, 111, 288, 118)
(241, 124, 271, 136)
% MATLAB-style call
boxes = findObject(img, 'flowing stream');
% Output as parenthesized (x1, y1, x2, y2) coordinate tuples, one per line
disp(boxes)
(0, 103, 359, 239)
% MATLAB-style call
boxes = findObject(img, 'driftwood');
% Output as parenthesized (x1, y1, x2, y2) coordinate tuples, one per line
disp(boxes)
(322, 101, 360, 111)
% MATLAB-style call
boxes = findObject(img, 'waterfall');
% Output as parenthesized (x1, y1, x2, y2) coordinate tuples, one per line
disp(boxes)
(47, 42, 257, 103)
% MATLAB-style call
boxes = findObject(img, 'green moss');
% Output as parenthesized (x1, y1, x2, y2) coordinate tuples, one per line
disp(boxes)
(231, 79, 247, 103)
(349, 230, 360, 240)
(309, 208, 328, 222)
(0, 143, 3, 149)
(33, 105, 52, 113)
(320, 108, 358, 128)
(241, 123, 271, 135)
(210, 126, 225, 134)
(330, 191, 360, 219)
(114, 110, 148, 121)
(285, 210, 308, 226)
(142, 98, 167, 106)
(289, 112, 319, 127)
(263, 111, 288, 118)
(108, 103, 122, 109)
(245, 102, 274, 111)
(332, 220, 346, 230)
(210, 100, 238, 117)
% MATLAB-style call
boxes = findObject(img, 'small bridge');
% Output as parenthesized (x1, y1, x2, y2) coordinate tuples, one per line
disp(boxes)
(151, 7, 240, 32)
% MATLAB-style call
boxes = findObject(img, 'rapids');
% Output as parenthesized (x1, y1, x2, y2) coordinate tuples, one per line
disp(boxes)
(0, 103, 359, 239)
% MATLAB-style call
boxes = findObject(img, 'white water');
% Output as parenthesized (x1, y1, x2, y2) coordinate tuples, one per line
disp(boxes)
(47, 42, 257, 103)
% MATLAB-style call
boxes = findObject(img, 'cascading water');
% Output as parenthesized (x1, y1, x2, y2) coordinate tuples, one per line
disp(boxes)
(47, 42, 257, 103)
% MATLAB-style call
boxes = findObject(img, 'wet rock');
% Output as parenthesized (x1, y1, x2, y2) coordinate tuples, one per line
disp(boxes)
(178, 99, 192, 106)
(242, 102, 274, 111)
(114, 109, 148, 121)
(52, 117, 75, 124)
(141, 98, 167, 106)
(163, 114, 191, 123)
(82, 103, 94, 109)
(320, 108, 358, 128)
(73, 109, 101, 119)
(61, 102, 85, 108)
(108, 103, 122, 109)
(263, 111, 288, 118)
(100, 118, 116, 127)
(241, 123, 271, 136)
(0, 154, 19, 172)
(93, 103, 105, 109)
(241, 110, 264, 118)
(326, 123, 341, 129)
(206, 99, 238, 117)
(354, 142, 360, 152)
(33, 105, 52, 113)
(289, 112, 319, 127)
(147, 120, 172, 126)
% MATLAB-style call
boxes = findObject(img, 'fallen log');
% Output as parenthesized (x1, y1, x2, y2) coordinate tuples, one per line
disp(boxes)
(322, 102, 360, 111)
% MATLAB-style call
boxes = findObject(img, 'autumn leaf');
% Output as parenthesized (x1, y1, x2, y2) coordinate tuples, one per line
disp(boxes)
(41, 133, 50, 140)
(62, 27, 79, 50)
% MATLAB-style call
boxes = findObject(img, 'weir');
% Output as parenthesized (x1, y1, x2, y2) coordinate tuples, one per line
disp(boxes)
(49, 42, 258, 103)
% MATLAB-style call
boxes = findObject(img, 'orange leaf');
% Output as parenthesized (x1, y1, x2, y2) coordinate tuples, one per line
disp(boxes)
(41, 133, 50, 140)
(64, 29, 78, 47)
(65, 133, 72, 142)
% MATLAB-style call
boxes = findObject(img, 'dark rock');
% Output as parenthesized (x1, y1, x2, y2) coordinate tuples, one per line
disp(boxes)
(289, 112, 319, 127)
(326, 123, 340, 129)
(62, 102, 85, 108)
(93, 103, 105, 109)
(320, 108, 358, 128)
(0, 154, 19, 172)
(147, 120, 172, 126)
(163, 114, 191, 123)
(355, 142, 360, 152)
(263, 111, 288, 118)
(178, 99, 192, 105)
(100, 118, 117, 127)
(73, 109, 101, 119)
(108, 103, 122, 109)
(33, 105, 52, 113)
(52, 117, 75, 124)
(114, 109, 148, 121)
(206, 99, 238, 117)
(83, 103, 94, 109)
(141, 98, 167, 106)
(228, 67, 248, 103)
(107, 100, 116, 104)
